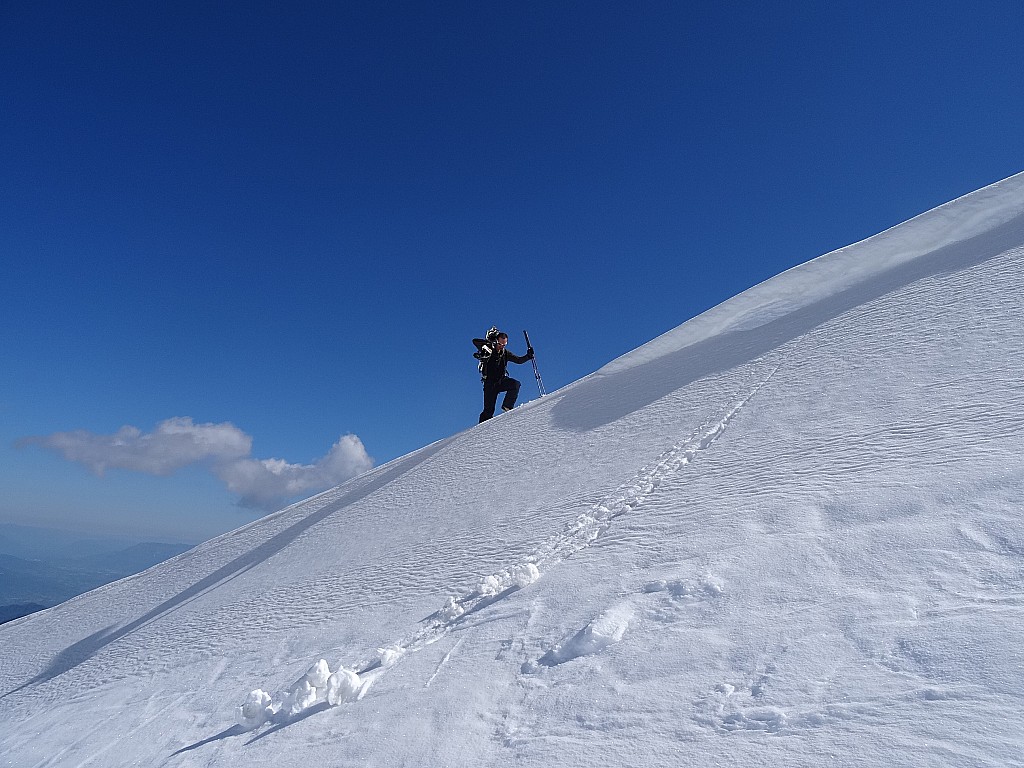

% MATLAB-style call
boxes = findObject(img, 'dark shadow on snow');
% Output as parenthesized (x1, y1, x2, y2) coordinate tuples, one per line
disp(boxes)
(243, 701, 333, 746)
(170, 701, 334, 755)
(0, 438, 456, 700)
(419, 584, 523, 626)
(552, 211, 1024, 432)
(170, 725, 248, 756)
(455, 585, 523, 622)
(535, 629, 589, 667)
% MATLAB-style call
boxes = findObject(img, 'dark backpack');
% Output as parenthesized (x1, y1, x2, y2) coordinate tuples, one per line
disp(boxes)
(472, 327, 501, 379)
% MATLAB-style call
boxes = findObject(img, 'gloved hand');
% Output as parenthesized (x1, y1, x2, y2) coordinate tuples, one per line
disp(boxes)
(527, 347, 535, 359)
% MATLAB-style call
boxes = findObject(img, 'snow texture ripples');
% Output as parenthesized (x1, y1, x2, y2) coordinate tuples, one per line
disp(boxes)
(237, 365, 778, 729)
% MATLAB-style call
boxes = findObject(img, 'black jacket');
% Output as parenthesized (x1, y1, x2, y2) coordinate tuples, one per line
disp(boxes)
(473, 339, 532, 384)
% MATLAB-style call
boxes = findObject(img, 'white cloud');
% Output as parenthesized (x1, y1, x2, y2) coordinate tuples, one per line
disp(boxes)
(22, 417, 252, 476)
(21, 418, 373, 510)
(213, 434, 374, 509)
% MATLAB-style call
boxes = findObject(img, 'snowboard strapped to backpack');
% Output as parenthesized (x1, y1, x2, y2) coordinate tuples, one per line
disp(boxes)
(472, 326, 501, 380)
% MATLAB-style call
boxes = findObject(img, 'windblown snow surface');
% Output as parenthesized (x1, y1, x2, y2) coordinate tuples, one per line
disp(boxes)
(4, 173, 1024, 767)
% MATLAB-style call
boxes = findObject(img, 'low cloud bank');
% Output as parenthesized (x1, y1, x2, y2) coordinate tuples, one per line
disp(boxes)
(21, 417, 373, 510)
(214, 434, 372, 509)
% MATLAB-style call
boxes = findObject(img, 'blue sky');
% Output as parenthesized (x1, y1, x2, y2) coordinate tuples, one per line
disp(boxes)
(3, 1, 1022, 543)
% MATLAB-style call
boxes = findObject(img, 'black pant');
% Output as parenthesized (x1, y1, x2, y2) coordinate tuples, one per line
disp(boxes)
(479, 376, 521, 422)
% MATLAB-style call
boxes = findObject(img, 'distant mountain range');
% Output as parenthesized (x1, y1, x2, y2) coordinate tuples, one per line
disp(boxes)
(0, 524, 192, 623)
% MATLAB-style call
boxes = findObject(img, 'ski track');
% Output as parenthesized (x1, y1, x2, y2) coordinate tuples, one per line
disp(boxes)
(425, 637, 464, 689)
(71, 693, 192, 768)
(236, 363, 780, 732)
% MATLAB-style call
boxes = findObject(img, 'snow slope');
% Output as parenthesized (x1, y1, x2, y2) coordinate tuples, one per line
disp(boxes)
(3, 172, 1024, 767)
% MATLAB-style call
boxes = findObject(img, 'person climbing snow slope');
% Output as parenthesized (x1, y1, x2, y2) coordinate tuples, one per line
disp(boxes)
(473, 328, 534, 422)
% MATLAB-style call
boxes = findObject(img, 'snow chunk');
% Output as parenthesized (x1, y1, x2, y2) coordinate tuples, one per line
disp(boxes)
(272, 659, 336, 717)
(643, 573, 724, 599)
(248, 658, 363, 721)
(538, 602, 633, 667)
(700, 573, 724, 595)
(304, 658, 332, 689)
(587, 604, 632, 646)
(236, 689, 273, 730)
(438, 596, 465, 622)
(511, 562, 541, 588)
(477, 574, 504, 596)
(378, 645, 405, 668)
(290, 680, 318, 714)
(476, 563, 541, 596)
(326, 666, 362, 705)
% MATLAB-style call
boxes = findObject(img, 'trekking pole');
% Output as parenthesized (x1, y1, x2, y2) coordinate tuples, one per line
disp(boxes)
(523, 330, 547, 396)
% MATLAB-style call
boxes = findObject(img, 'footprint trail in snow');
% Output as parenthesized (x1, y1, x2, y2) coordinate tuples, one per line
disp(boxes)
(236, 364, 779, 730)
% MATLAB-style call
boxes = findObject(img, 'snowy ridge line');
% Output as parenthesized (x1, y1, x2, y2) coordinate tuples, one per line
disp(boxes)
(235, 364, 779, 731)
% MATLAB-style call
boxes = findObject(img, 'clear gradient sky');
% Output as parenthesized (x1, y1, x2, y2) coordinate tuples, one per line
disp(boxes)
(3, 1, 1022, 543)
